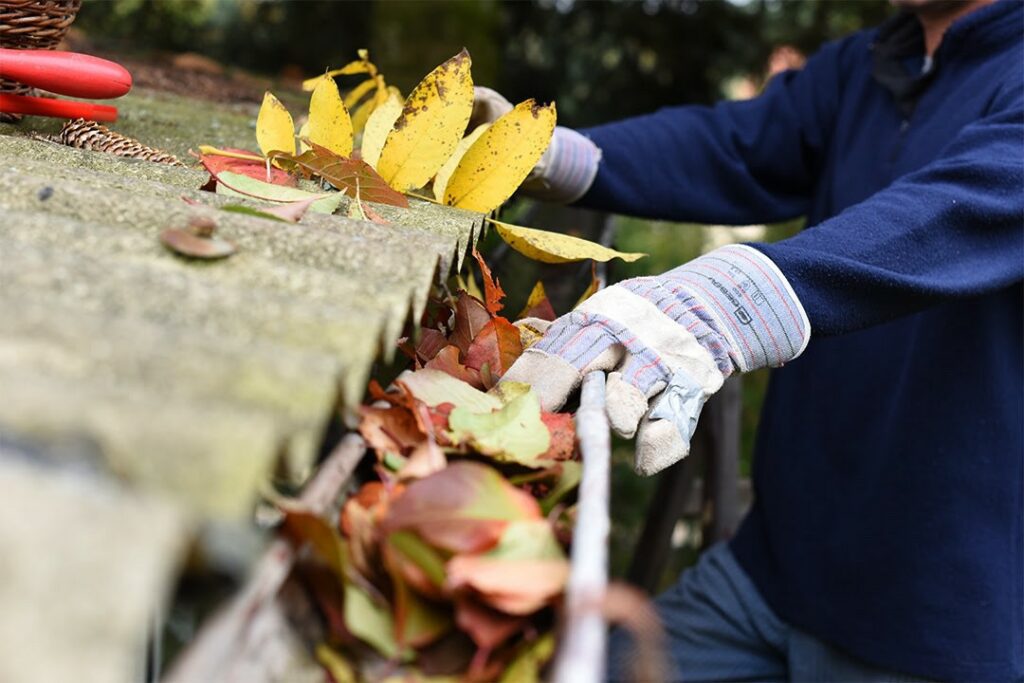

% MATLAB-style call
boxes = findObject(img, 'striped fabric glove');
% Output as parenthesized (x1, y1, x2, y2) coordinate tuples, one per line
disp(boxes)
(471, 87, 602, 203)
(502, 245, 810, 475)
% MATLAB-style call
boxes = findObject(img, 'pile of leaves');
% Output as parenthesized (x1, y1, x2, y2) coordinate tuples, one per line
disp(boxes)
(274, 252, 582, 682)
(189, 48, 646, 265)
(180, 47, 651, 680)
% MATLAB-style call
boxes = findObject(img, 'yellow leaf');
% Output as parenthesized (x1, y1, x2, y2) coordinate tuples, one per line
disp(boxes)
(350, 99, 377, 136)
(197, 145, 263, 162)
(307, 76, 353, 157)
(350, 79, 392, 137)
(315, 644, 357, 683)
(433, 123, 490, 201)
(256, 91, 295, 157)
(372, 76, 392, 106)
(518, 280, 550, 318)
(300, 74, 328, 93)
(488, 218, 648, 264)
(444, 100, 556, 213)
(376, 49, 474, 192)
(361, 89, 404, 169)
(343, 78, 377, 110)
(337, 58, 373, 75)
(301, 56, 376, 91)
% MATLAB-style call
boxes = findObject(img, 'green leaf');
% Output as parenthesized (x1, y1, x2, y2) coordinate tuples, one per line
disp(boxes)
(214, 171, 344, 214)
(220, 204, 290, 222)
(387, 531, 447, 589)
(486, 520, 565, 561)
(344, 581, 410, 660)
(396, 368, 502, 412)
(539, 461, 582, 514)
(314, 645, 357, 683)
(382, 451, 406, 471)
(393, 573, 452, 648)
(448, 390, 551, 467)
(500, 633, 557, 683)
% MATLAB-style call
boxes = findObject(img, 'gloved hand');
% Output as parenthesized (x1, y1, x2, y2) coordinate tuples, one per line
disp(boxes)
(502, 245, 810, 475)
(469, 86, 515, 130)
(471, 86, 602, 203)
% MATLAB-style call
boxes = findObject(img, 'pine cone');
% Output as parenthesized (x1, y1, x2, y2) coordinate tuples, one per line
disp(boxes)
(53, 119, 185, 167)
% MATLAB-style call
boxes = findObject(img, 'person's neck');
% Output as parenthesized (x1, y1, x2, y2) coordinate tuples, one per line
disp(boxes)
(916, 0, 996, 55)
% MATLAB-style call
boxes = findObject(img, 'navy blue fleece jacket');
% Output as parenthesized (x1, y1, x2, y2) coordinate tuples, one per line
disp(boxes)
(578, 2, 1023, 680)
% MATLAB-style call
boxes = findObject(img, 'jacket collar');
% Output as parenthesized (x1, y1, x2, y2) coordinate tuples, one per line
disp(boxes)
(939, 0, 1023, 56)
(870, 0, 1021, 118)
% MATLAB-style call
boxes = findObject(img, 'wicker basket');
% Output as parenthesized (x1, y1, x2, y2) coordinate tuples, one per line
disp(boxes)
(0, 0, 83, 122)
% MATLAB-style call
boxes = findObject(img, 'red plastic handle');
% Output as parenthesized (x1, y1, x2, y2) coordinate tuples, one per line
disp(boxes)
(0, 48, 131, 99)
(0, 93, 118, 122)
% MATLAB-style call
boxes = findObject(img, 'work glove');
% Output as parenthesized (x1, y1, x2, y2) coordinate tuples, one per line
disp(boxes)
(503, 245, 810, 475)
(471, 86, 602, 203)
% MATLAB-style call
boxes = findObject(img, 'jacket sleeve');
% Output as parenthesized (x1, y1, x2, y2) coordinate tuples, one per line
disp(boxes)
(576, 39, 847, 224)
(755, 83, 1024, 335)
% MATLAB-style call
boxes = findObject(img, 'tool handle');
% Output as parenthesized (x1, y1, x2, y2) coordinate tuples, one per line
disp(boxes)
(0, 49, 131, 99)
(0, 93, 118, 122)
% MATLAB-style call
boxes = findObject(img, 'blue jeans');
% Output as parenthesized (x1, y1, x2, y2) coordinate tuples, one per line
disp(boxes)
(608, 543, 932, 682)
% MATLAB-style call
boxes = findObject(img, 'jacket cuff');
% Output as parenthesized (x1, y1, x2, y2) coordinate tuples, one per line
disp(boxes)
(664, 245, 811, 372)
(521, 126, 602, 204)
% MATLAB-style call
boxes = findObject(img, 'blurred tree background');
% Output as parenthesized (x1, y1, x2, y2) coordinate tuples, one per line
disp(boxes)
(75, 0, 891, 120)
(75, 0, 891, 587)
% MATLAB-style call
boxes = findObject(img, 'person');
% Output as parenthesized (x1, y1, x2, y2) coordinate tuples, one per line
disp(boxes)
(484, 0, 1023, 680)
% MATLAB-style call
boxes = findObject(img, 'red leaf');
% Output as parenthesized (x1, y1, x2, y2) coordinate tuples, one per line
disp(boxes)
(424, 345, 483, 388)
(455, 597, 527, 650)
(276, 498, 347, 577)
(421, 295, 455, 332)
(427, 403, 456, 446)
(446, 556, 569, 615)
(451, 292, 491, 356)
(399, 439, 447, 480)
(361, 199, 391, 224)
(340, 481, 405, 581)
(259, 195, 319, 222)
(271, 143, 409, 207)
(298, 563, 350, 642)
(524, 297, 557, 321)
(382, 462, 540, 554)
(416, 328, 450, 362)
(518, 281, 557, 321)
(339, 482, 388, 537)
(367, 379, 392, 404)
(540, 412, 576, 461)
(472, 248, 505, 316)
(464, 318, 523, 388)
(358, 405, 425, 456)
(197, 148, 296, 186)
